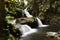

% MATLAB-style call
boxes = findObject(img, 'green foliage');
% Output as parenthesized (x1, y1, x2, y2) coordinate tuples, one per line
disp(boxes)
(0, 0, 60, 40)
(30, 0, 60, 25)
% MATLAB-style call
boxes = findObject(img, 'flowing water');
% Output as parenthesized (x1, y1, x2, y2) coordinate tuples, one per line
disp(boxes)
(16, 8, 48, 37)
(9, 1, 48, 38)
(10, 8, 48, 39)
(22, 7, 33, 17)
(16, 24, 31, 34)
(8, 0, 60, 40)
(36, 17, 48, 27)
(36, 17, 43, 25)
(24, 0, 28, 6)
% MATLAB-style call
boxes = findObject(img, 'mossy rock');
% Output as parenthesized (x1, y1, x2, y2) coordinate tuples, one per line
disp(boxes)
(16, 17, 35, 23)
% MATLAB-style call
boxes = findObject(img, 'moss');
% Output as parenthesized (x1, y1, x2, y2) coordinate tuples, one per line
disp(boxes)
(17, 17, 35, 23)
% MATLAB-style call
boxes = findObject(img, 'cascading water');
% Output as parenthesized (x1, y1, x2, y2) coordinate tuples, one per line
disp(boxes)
(24, 0, 28, 6)
(8, 19, 33, 35)
(22, 7, 33, 17)
(9, 8, 48, 39)
(21, 6, 48, 38)
(36, 17, 48, 27)
(36, 17, 43, 25)
(22, 6, 48, 27)
(16, 24, 31, 34)
(22, 0, 32, 17)
(7, 0, 60, 40)
(9, 0, 49, 39)
(15, 23, 37, 37)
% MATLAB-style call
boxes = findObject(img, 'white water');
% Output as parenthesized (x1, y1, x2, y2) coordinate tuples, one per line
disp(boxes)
(36, 17, 43, 25)
(15, 23, 37, 37)
(22, 8, 33, 17)
(19, 0, 21, 2)
(24, 0, 28, 6)
(9, 15, 48, 39)
(9, 17, 48, 40)
(22, 28, 37, 37)
(15, 17, 48, 37)
(36, 17, 48, 27)
(19, 0, 28, 6)
(8, 18, 37, 38)
(16, 24, 31, 34)
(9, 5, 48, 39)
(22, 7, 48, 27)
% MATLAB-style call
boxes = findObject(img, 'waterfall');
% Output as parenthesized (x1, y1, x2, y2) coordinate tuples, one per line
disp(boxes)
(15, 23, 37, 37)
(8, 19, 37, 38)
(16, 24, 31, 34)
(36, 17, 48, 27)
(19, 0, 21, 2)
(8, 19, 32, 35)
(24, 0, 28, 6)
(9, 6, 48, 39)
(36, 17, 43, 25)
(22, 7, 33, 17)
(22, 28, 37, 37)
